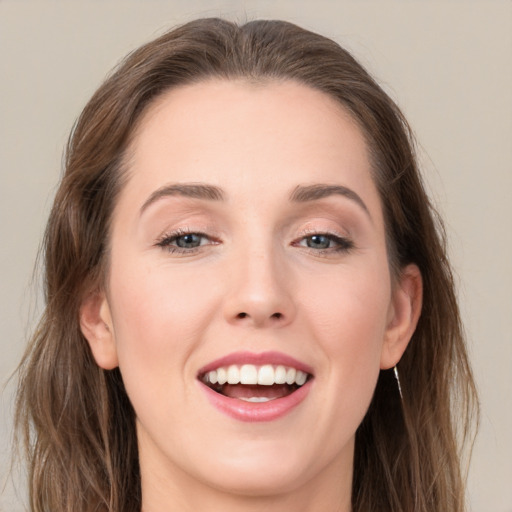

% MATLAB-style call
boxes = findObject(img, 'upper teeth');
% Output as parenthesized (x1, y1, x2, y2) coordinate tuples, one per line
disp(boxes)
(204, 364, 308, 387)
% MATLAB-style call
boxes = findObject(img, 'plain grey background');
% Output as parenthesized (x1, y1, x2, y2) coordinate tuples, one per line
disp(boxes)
(1, 1, 511, 511)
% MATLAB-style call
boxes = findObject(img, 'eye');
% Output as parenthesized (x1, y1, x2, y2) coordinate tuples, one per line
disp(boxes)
(173, 233, 205, 249)
(305, 234, 334, 249)
(155, 230, 215, 254)
(295, 232, 354, 253)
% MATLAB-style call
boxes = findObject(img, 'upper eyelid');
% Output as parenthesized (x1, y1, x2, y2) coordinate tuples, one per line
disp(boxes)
(294, 227, 350, 240)
(153, 222, 354, 247)
(155, 227, 350, 239)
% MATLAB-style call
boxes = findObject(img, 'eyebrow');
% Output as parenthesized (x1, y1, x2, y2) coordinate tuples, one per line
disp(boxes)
(140, 182, 225, 214)
(289, 184, 371, 218)
(140, 181, 370, 220)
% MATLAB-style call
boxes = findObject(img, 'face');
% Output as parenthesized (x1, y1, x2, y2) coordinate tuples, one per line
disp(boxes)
(81, 80, 420, 506)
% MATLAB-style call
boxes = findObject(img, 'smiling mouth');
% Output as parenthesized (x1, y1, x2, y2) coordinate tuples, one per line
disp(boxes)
(199, 364, 312, 402)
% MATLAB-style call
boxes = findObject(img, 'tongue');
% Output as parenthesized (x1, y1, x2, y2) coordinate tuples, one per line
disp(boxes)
(222, 384, 292, 400)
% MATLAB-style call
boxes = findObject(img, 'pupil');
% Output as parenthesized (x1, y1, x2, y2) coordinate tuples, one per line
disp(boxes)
(308, 235, 330, 249)
(177, 234, 201, 248)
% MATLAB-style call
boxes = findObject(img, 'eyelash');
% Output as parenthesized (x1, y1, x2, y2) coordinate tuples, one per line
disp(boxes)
(155, 229, 354, 256)
(155, 228, 216, 255)
(292, 231, 354, 256)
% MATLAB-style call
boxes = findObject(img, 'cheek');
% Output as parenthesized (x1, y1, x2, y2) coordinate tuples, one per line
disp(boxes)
(106, 258, 221, 389)
(105, 258, 229, 447)
(304, 261, 391, 346)
(301, 262, 391, 397)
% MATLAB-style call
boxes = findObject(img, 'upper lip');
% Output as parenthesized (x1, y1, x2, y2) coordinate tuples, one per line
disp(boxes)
(197, 351, 314, 377)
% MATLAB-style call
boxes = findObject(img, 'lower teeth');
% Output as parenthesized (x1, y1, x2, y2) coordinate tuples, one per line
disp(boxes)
(238, 397, 275, 403)
(204, 382, 303, 401)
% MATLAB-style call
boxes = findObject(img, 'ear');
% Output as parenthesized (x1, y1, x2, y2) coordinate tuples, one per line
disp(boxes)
(380, 264, 423, 369)
(79, 290, 119, 370)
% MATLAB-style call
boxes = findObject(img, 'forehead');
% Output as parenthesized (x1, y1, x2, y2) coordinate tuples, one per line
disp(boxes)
(122, 79, 379, 215)
(132, 78, 367, 160)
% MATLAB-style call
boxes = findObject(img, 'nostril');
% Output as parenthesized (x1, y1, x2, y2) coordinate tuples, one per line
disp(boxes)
(235, 312, 283, 321)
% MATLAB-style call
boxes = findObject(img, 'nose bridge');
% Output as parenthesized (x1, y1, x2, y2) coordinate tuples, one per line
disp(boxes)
(223, 234, 295, 328)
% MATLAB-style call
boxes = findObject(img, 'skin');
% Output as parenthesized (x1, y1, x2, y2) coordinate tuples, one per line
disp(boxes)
(80, 80, 422, 512)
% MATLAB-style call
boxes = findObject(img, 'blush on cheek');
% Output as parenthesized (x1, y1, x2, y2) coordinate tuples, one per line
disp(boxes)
(109, 263, 218, 373)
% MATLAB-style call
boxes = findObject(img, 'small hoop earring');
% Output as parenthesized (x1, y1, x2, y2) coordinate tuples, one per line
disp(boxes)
(394, 365, 403, 399)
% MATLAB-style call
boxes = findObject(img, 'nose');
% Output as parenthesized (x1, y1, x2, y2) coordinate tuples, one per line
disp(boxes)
(222, 246, 296, 329)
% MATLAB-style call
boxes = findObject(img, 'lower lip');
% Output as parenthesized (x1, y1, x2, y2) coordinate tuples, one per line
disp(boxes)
(199, 380, 313, 422)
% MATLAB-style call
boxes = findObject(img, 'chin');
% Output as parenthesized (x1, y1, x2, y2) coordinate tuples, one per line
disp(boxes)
(202, 459, 312, 497)
(185, 435, 329, 497)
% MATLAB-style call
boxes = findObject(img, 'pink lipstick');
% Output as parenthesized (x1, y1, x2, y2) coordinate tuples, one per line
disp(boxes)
(197, 351, 314, 422)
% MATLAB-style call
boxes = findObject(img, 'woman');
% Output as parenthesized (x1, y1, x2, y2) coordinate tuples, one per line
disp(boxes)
(15, 17, 478, 512)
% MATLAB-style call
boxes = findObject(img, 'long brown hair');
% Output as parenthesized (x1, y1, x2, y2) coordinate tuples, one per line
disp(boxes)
(15, 18, 478, 512)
